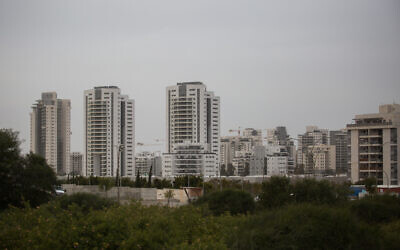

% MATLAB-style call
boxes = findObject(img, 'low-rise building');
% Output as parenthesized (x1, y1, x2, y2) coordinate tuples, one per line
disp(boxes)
(135, 151, 162, 177)
(307, 145, 336, 175)
(70, 152, 83, 176)
(162, 143, 217, 177)
(232, 151, 252, 176)
(266, 145, 289, 176)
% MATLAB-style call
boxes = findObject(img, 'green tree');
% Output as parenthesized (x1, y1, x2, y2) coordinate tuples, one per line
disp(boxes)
(135, 169, 143, 187)
(364, 177, 378, 194)
(21, 153, 57, 207)
(98, 178, 114, 193)
(147, 164, 153, 187)
(164, 189, 175, 207)
(0, 129, 56, 209)
(226, 163, 235, 176)
(0, 129, 24, 209)
(220, 164, 227, 176)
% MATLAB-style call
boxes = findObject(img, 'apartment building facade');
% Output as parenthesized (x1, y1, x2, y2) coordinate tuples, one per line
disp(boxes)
(329, 130, 349, 174)
(70, 152, 83, 176)
(165, 82, 220, 176)
(135, 151, 162, 177)
(347, 104, 400, 185)
(30, 92, 71, 175)
(297, 126, 329, 173)
(84, 86, 135, 177)
(162, 143, 217, 177)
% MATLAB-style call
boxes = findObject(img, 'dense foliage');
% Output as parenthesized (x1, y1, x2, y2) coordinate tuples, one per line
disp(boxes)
(2, 193, 400, 249)
(0, 129, 56, 209)
(258, 176, 350, 208)
(58, 193, 116, 213)
(195, 189, 255, 215)
(2, 130, 400, 249)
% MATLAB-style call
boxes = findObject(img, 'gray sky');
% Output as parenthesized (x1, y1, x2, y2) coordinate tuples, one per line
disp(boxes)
(1, 0, 399, 153)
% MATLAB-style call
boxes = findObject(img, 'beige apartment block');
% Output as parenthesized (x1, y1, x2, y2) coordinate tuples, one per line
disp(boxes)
(347, 104, 400, 185)
(30, 92, 71, 175)
(307, 145, 336, 174)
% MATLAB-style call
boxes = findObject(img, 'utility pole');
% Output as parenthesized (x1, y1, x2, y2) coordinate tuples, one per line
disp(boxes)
(116, 144, 124, 204)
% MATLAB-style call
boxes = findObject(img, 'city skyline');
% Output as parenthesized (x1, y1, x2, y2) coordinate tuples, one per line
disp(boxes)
(1, 0, 399, 154)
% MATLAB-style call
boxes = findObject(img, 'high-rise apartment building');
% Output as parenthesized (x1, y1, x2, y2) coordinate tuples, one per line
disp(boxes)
(84, 86, 135, 177)
(30, 92, 71, 175)
(70, 152, 83, 176)
(347, 104, 400, 185)
(165, 82, 220, 176)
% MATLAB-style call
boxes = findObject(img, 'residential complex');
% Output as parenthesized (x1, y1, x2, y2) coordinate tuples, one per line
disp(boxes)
(30, 92, 71, 175)
(84, 86, 135, 177)
(347, 104, 400, 185)
(165, 82, 220, 176)
(28, 86, 397, 181)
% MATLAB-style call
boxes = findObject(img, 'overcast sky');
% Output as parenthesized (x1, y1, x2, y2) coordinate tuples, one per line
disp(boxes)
(1, 0, 399, 153)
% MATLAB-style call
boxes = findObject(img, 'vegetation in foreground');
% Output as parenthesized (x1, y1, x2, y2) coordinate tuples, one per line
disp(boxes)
(2, 192, 400, 249)
(2, 129, 400, 249)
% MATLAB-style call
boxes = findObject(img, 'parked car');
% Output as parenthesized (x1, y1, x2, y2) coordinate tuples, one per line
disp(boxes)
(55, 188, 66, 196)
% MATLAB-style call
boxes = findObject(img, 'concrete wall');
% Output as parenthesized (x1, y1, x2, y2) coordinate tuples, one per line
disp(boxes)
(62, 184, 157, 201)
(60, 184, 190, 206)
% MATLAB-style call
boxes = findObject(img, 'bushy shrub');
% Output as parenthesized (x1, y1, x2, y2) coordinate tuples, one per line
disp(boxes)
(195, 189, 255, 216)
(258, 176, 292, 208)
(381, 220, 400, 250)
(350, 194, 400, 224)
(58, 193, 116, 213)
(232, 204, 379, 250)
(0, 202, 236, 249)
(292, 178, 350, 205)
(258, 177, 350, 209)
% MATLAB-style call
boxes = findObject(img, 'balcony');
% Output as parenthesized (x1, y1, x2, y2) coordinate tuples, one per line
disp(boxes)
(347, 121, 392, 128)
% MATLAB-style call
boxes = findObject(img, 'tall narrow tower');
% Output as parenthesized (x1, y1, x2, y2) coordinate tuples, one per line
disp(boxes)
(30, 92, 71, 175)
(84, 86, 135, 177)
